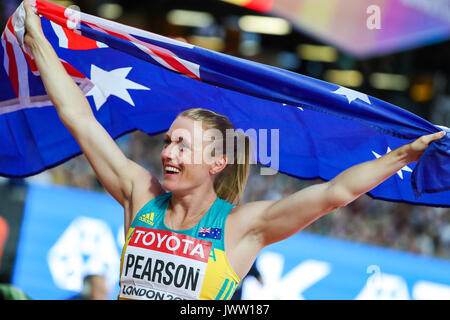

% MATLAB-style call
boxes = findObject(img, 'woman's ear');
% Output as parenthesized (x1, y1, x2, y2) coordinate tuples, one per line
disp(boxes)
(210, 154, 227, 175)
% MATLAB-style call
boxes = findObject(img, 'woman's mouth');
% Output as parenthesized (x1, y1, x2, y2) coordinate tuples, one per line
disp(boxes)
(164, 165, 181, 176)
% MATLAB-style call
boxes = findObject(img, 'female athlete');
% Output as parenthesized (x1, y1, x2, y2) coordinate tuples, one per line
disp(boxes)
(22, 2, 446, 300)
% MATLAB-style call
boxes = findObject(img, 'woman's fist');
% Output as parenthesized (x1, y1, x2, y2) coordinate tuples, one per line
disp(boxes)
(23, 0, 44, 47)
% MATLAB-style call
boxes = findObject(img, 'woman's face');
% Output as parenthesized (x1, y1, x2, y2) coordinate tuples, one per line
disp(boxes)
(160, 116, 225, 193)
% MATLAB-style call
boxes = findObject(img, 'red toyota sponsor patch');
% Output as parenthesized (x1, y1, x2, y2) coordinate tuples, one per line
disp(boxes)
(129, 227, 212, 263)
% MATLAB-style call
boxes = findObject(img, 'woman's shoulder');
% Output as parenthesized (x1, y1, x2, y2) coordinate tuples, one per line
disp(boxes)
(229, 199, 277, 214)
(226, 199, 277, 230)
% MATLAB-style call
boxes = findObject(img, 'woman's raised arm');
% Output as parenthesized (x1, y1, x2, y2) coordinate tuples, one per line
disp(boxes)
(236, 131, 446, 248)
(23, 2, 163, 212)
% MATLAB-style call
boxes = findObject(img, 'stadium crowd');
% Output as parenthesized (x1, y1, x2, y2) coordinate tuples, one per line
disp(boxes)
(18, 129, 450, 261)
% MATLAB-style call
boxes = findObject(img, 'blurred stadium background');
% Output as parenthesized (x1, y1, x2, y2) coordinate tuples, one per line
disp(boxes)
(0, 0, 449, 300)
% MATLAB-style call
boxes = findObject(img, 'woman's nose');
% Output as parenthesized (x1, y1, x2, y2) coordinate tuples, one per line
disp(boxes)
(161, 142, 178, 160)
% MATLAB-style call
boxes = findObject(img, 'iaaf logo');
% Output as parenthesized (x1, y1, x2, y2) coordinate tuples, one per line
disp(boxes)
(129, 227, 212, 263)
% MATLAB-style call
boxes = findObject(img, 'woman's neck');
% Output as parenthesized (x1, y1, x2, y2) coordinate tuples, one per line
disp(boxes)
(165, 186, 218, 230)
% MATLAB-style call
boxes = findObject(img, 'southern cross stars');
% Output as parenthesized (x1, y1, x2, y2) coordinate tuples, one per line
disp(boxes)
(86, 64, 150, 110)
(372, 147, 413, 179)
(282, 103, 303, 111)
(333, 86, 371, 104)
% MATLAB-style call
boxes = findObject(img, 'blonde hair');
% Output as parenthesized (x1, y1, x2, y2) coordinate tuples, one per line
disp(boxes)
(177, 108, 251, 205)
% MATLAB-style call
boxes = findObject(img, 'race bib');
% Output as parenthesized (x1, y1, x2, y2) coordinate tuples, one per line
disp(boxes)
(119, 227, 212, 300)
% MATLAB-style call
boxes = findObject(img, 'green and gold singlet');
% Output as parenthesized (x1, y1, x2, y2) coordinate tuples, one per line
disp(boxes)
(119, 192, 240, 300)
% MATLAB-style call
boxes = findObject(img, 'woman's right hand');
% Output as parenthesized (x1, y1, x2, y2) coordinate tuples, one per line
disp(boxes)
(23, 0, 45, 47)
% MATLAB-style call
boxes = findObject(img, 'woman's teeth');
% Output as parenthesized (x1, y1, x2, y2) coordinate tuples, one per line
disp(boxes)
(165, 166, 180, 173)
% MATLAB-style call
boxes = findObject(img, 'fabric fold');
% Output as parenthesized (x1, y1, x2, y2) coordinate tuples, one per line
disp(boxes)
(1, 0, 449, 206)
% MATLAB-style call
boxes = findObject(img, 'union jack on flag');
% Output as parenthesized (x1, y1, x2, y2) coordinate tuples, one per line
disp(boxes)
(1, 0, 450, 207)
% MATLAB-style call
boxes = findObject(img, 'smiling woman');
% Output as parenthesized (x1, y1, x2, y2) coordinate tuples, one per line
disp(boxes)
(162, 108, 252, 206)
(21, 0, 446, 301)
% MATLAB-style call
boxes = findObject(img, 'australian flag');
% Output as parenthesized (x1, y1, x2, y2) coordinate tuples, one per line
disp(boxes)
(1, 0, 450, 206)
(198, 227, 222, 240)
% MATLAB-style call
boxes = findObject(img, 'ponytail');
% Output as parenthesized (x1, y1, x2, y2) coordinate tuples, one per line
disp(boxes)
(214, 132, 251, 205)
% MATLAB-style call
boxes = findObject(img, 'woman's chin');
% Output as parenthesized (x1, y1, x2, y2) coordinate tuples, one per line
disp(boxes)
(162, 179, 181, 192)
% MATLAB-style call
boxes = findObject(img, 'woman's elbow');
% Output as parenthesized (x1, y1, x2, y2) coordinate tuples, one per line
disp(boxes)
(326, 182, 357, 209)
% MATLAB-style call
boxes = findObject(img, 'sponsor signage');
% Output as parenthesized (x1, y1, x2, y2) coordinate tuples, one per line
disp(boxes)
(242, 232, 450, 300)
(9, 183, 450, 300)
(12, 183, 124, 299)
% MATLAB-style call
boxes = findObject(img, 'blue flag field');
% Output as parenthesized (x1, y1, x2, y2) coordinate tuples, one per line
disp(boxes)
(1, 0, 450, 206)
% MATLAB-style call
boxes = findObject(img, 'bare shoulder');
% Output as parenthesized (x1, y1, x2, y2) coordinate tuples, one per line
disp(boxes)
(225, 200, 276, 279)
(226, 200, 277, 244)
(228, 200, 276, 220)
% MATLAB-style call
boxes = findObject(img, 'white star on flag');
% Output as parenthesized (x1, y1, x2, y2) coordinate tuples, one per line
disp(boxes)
(333, 86, 371, 104)
(282, 103, 303, 111)
(372, 147, 413, 179)
(86, 64, 150, 110)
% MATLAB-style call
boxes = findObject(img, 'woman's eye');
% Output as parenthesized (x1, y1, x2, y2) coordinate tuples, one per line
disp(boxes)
(179, 142, 188, 150)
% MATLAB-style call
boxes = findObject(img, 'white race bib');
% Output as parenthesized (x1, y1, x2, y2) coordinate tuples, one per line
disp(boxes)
(119, 227, 212, 300)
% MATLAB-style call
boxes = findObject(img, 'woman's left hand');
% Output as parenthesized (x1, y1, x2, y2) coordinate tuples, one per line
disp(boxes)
(405, 130, 446, 163)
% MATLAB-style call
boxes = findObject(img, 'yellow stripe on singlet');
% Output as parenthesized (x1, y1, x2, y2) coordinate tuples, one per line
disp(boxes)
(215, 279, 237, 300)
